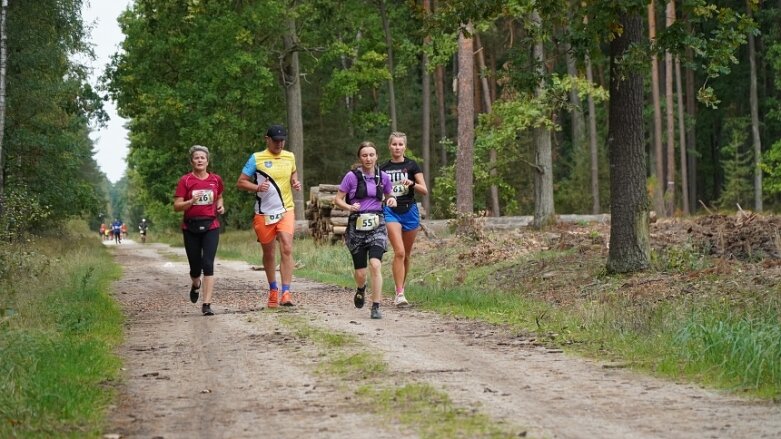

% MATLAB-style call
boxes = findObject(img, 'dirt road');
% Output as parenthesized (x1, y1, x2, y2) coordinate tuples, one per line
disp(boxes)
(103, 240, 781, 438)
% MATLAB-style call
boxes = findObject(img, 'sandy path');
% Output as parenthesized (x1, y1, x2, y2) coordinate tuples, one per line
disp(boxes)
(104, 240, 781, 438)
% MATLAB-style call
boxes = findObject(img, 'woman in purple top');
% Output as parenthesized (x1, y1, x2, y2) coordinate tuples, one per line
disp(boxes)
(333, 141, 397, 319)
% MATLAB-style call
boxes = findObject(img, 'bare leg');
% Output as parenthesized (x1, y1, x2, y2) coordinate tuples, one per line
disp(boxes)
(401, 228, 419, 286)
(202, 275, 215, 304)
(387, 222, 405, 291)
(277, 232, 294, 286)
(368, 257, 383, 303)
(261, 241, 277, 286)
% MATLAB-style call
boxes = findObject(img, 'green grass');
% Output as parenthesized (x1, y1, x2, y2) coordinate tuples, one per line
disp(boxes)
(275, 316, 523, 437)
(187, 229, 781, 398)
(0, 221, 123, 438)
(360, 383, 520, 439)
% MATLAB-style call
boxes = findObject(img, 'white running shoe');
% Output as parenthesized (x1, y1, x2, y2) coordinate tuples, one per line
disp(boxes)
(394, 293, 409, 307)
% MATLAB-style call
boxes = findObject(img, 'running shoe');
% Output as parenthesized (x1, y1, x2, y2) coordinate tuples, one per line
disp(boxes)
(370, 306, 382, 319)
(394, 293, 409, 307)
(353, 288, 365, 309)
(189, 283, 200, 303)
(202, 303, 214, 316)
(280, 291, 295, 306)
(267, 289, 279, 309)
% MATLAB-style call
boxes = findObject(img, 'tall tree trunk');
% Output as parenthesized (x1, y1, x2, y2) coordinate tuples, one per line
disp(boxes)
(565, 43, 586, 156)
(421, 0, 432, 218)
(585, 52, 600, 214)
(685, 45, 697, 212)
(606, 11, 650, 274)
(531, 10, 555, 228)
(474, 34, 500, 216)
(435, 64, 448, 166)
(0, 0, 6, 205)
(456, 23, 474, 214)
(748, 2, 763, 211)
(648, 1, 665, 216)
(664, 0, 676, 215)
(284, 18, 305, 219)
(675, 57, 689, 215)
(379, 0, 397, 131)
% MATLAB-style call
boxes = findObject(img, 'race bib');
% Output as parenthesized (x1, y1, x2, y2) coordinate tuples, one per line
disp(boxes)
(392, 182, 409, 196)
(265, 212, 283, 225)
(191, 189, 215, 206)
(356, 213, 380, 231)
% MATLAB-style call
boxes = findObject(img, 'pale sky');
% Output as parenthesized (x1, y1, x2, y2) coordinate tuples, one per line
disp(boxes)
(82, 0, 133, 183)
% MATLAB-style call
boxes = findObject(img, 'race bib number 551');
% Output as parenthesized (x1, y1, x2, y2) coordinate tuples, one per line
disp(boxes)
(356, 213, 379, 231)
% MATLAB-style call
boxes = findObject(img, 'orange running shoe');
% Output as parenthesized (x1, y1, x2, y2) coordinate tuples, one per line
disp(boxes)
(267, 289, 279, 309)
(280, 291, 294, 306)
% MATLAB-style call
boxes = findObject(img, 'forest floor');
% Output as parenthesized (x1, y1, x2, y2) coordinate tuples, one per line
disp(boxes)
(102, 215, 781, 439)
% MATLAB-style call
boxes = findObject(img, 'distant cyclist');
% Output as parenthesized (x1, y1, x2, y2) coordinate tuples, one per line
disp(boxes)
(138, 218, 149, 243)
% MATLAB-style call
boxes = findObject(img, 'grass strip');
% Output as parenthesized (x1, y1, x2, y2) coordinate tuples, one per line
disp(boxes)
(276, 316, 524, 438)
(0, 221, 123, 438)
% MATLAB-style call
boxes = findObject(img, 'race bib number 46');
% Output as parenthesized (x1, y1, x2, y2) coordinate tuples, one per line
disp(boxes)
(265, 212, 283, 225)
(356, 213, 380, 231)
(191, 189, 215, 206)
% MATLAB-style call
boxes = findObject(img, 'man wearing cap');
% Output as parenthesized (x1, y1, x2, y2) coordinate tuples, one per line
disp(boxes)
(237, 124, 302, 308)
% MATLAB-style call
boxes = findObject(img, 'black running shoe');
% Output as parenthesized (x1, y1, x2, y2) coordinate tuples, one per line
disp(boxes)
(202, 303, 214, 316)
(190, 283, 200, 303)
(370, 306, 382, 319)
(353, 288, 365, 309)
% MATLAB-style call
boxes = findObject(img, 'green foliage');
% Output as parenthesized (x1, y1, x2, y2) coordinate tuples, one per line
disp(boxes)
(673, 307, 781, 397)
(717, 117, 754, 210)
(3, 0, 108, 223)
(0, 224, 123, 437)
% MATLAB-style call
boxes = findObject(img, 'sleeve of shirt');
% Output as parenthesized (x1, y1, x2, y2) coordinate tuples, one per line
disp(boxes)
(382, 172, 394, 195)
(241, 154, 256, 177)
(338, 171, 355, 194)
(174, 175, 188, 198)
(216, 175, 225, 197)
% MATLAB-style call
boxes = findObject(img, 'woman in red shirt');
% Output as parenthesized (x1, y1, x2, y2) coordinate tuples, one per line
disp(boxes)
(173, 145, 225, 316)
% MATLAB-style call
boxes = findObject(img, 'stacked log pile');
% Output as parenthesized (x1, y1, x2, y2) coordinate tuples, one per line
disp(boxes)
(306, 184, 349, 244)
(306, 183, 428, 244)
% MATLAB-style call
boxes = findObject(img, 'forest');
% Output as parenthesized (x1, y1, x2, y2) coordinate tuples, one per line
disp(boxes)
(0, 0, 780, 270)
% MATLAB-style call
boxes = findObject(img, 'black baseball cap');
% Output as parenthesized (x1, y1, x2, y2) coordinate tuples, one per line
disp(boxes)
(266, 124, 287, 140)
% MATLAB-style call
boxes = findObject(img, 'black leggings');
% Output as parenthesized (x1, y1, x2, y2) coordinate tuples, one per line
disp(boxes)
(183, 228, 220, 277)
(351, 245, 385, 269)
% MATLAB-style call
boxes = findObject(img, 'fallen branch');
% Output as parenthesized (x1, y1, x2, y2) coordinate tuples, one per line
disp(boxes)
(698, 199, 714, 215)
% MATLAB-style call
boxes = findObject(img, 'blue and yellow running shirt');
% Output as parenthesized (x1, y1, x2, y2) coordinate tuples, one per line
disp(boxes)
(241, 149, 297, 215)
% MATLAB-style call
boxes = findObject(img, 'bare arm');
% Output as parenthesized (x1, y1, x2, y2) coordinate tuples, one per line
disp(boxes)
(411, 172, 428, 196)
(291, 170, 302, 191)
(173, 196, 194, 212)
(237, 173, 264, 193)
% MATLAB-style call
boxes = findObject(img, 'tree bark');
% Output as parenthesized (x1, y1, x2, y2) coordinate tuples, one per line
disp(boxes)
(474, 34, 500, 216)
(284, 18, 305, 219)
(379, 0, 397, 131)
(648, 1, 665, 216)
(435, 64, 448, 166)
(685, 44, 697, 213)
(456, 23, 474, 214)
(748, 2, 763, 211)
(585, 51, 600, 214)
(675, 57, 689, 215)
(606, 11, 650, 274)
(664, 0, 676, 215)
(531, 10, 554, 228)
(421, 0, 432, 218)
(565, 43, 586, 157)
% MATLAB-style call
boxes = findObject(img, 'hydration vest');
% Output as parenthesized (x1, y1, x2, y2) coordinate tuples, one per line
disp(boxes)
(347, 168, 383, 204)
